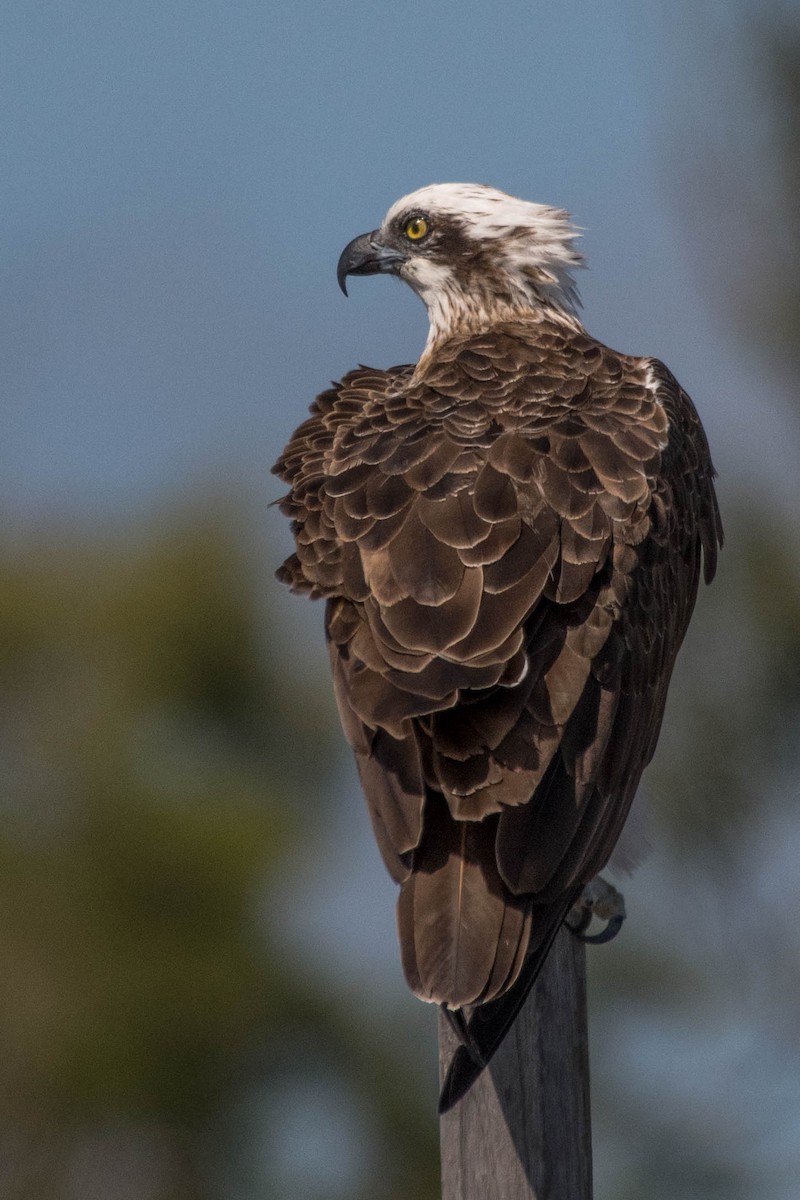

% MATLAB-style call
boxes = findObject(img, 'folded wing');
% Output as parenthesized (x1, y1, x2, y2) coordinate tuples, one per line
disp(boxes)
(273, 329, 722, 1019)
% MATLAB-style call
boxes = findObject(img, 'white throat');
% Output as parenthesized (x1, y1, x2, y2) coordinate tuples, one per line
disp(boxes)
(413, 260, 581, 353)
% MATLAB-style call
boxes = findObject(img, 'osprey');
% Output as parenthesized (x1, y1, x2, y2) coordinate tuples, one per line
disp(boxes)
(273, 184, 722, 1111)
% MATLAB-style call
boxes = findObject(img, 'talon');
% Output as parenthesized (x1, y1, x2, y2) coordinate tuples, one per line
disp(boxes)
(571, 913, 625, 944)
(567, 876, 626, 944)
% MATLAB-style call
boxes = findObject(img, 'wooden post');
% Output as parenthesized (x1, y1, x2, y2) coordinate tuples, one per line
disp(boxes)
(438, 925, 591, 1200)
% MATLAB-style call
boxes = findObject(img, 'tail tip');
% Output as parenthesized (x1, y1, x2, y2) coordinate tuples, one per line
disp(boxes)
(438, 1046, 484, 1114)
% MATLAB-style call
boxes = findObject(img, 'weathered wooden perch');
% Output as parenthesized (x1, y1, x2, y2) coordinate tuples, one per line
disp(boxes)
(438, 926, 591, 1200)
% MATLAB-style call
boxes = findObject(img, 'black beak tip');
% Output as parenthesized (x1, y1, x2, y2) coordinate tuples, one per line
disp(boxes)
(337, 234, 369, 298)
(336, 230, 400, 298)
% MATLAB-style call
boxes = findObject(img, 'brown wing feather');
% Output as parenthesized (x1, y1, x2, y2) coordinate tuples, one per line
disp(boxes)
(273, 321, 721, 1023)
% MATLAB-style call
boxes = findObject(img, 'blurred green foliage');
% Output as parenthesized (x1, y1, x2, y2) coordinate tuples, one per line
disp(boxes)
(0, 505, 438, 1199)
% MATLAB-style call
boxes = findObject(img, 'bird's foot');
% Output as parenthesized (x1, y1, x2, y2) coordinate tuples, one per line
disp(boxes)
(566, 876, 626, 944)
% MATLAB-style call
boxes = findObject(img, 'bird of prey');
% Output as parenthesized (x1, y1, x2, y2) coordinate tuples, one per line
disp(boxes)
(273, 184, 722, 1111)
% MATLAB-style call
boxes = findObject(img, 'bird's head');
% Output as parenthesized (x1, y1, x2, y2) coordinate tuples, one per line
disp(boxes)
(337, 183, 585, 347)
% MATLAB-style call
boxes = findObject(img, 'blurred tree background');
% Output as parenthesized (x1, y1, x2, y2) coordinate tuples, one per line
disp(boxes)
(2, 4, 799, 1199)
(589, 9, 800, 1199)
(0, 503, 439, 1199)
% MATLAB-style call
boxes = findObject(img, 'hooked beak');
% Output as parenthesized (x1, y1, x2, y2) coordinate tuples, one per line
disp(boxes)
(337, 230, 406, 296)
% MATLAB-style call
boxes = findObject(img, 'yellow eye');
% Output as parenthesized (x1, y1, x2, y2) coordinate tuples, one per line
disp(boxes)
(404, 216, 429, 241)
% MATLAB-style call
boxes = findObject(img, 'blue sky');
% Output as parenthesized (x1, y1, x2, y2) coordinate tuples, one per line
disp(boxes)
(4, 4, 800, 1196)
(2, 0, 796, 531)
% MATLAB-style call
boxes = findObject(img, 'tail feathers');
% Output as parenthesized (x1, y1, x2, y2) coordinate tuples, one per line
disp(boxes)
(397, 796, 531, 1008)
(438, 891, 579, 1114)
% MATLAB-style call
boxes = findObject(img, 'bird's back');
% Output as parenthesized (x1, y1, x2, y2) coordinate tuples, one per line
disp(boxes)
(274, 315, 721, 1012)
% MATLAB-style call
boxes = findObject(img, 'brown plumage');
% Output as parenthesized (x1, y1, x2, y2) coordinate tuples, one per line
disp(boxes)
(272, 183, 722, 1107)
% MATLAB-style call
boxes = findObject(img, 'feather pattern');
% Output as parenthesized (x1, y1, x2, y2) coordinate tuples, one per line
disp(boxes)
(274, 187, 721, 1103)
